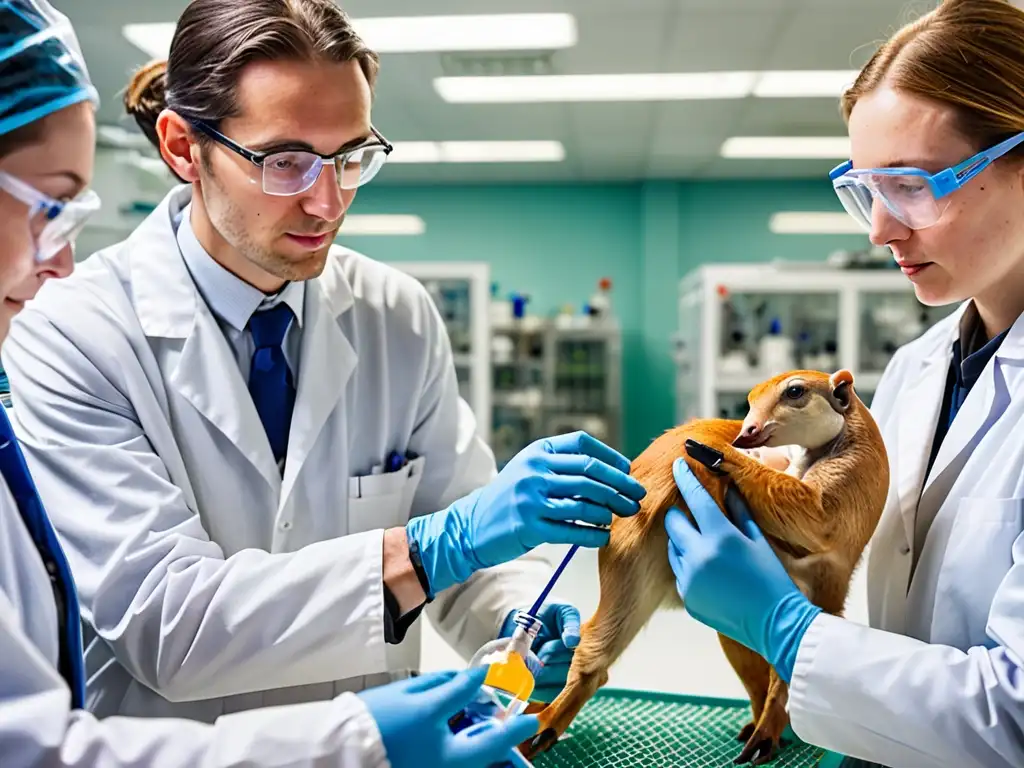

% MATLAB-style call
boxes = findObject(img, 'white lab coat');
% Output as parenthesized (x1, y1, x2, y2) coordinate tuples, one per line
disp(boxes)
(0, 464, 389, 767)
(1, 185, 551, 722)
(788, 301, 1024, 768)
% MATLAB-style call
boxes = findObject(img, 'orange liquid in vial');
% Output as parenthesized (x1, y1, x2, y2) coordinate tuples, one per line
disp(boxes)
(483, 650, 536, 707)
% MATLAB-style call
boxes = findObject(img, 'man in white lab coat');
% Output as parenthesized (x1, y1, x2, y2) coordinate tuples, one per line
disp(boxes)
(1, 0, 646, 724)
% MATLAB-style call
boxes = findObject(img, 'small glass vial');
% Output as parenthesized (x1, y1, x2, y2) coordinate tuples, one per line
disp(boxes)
(467, 610, 544, 721)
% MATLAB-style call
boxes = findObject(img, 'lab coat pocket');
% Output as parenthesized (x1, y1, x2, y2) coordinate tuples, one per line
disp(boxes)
(933, 497, 1024, 647)
(347, 456, 426, 534)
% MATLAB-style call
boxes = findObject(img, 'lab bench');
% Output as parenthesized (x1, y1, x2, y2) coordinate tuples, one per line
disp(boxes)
(532, 688, 844, 768)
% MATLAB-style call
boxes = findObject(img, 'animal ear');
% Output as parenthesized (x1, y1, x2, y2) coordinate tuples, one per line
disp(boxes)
(828, 369, 854, 412)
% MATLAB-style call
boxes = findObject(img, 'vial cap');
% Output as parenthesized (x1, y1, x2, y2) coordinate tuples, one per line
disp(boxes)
(513, 610, 544, 639)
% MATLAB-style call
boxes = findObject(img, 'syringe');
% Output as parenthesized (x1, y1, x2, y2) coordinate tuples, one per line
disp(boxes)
(528, 545, 579, 616)
(528, 519, 612, 616)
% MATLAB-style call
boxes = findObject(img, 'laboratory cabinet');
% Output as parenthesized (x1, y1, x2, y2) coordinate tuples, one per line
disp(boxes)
(674, 263, 956, 422)
(352, 260, 624, 466)
(491, 319, 622, 468)
(387, 261, 493, 444)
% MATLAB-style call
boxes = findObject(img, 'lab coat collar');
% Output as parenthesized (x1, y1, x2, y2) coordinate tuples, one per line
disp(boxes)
(893, 301, 968, 551)
(281, 276, 357, 506)
(131, 186, 199, 340)
(994, 307, 1024, 362)
(897, 300, 1024, 555)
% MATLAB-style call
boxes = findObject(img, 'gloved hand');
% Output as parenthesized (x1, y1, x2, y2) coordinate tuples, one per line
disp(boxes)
(665, 458, 821, 683)
(357, 667, 539, 768)
(407, 431, 647, 597)
(499, 603, 580, 703)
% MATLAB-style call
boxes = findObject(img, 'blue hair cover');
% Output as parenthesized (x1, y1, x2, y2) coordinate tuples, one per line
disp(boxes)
(0, 0, 97, 137)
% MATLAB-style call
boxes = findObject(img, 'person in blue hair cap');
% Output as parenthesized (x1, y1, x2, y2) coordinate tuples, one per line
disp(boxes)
(0, 2, 539, 766)
(0, 0, 98, 135)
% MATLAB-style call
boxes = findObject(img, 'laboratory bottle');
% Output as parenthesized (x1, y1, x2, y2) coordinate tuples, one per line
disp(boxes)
(467, 610, 544, 720)
(758, 317, 795, 374)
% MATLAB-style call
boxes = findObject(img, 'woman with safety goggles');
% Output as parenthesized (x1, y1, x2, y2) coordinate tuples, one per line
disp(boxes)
(0, 2, 538, 767)
(662, 1, 1024, 767)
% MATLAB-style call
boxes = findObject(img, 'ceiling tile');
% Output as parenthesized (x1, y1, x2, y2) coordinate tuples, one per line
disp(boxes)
(553, 11, 671, 74)
(763, 5, 916, 70)
(732, 98, 849, 137)
(660, 7, 796, 72)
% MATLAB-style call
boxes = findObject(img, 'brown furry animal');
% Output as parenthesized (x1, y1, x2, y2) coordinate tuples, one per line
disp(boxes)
(519, 369, 889, 765)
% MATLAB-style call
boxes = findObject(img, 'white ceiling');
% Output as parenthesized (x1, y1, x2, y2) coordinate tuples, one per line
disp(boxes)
(53, 0, 922, 184)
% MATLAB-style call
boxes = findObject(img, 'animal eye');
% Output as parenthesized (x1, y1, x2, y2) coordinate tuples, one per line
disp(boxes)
(784, 385, 805, 400)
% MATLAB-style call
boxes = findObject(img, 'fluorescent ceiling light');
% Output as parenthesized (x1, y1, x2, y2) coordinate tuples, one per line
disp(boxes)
(341, 215, 425, 236)
(753, 70, 859, 98)
(721, 136, 851, 159)
(769, 212, 864, 235)
(434, 72, 756, 103)
(434, 69, 860, 103)
(123, 14, 576, 59)
(390, 141, 565, 163)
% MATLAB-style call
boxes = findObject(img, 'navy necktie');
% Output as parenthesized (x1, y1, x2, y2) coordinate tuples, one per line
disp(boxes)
(247, 304, 296, 465)
(0, 406, 86, 708)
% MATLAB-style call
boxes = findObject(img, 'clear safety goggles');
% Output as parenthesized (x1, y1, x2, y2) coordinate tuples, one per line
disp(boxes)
(189, 119, 393, 196)
(830, 130, 1024, 232)
(0, 170, 100, 261)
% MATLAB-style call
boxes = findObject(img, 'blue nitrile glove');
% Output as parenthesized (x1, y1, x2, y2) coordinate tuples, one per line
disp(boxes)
(665, 458, 821, 683)
(499, 603, 581, 702)
(357, 667, 539, 768)
(406, 432, 646, 597)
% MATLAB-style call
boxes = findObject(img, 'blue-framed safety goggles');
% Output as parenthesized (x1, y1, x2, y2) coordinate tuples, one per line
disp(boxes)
(0, 170, 99, 261)
(830, 131, 1024, 231)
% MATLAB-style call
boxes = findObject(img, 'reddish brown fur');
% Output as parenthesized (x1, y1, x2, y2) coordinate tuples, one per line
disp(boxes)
(519, 370, 889, 764)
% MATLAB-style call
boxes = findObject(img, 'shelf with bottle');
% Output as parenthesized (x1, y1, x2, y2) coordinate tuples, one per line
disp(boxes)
(675, 263, 960, 422)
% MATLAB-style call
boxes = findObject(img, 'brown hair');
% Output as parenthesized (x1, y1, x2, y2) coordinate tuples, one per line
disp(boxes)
(841, 0, 1024, 157)
(123, 0, 379, 152)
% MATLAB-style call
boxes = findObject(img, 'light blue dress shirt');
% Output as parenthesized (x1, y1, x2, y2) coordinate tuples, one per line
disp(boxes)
(173, 205, 305, 383)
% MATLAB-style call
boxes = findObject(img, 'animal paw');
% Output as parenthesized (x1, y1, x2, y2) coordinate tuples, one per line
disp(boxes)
(519, 728, 559, 760)
(734, 735, 777, 765)
(736, 721, 756, 742)
(734, 727, 790, 765)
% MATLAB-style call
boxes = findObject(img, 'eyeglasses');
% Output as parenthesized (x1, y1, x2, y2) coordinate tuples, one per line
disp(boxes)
(189, 119, 393, 197)
(0, 170, 100, 262)
(830, 131, 1024, 232)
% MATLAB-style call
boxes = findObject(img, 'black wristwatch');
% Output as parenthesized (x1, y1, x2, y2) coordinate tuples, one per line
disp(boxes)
(407, 536, 434, 603)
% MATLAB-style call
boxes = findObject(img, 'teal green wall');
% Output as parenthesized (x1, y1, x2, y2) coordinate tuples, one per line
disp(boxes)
(342, 180, 870, 458)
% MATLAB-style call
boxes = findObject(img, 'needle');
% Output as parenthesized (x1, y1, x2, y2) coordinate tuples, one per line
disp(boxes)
(529, 544, 579, 617)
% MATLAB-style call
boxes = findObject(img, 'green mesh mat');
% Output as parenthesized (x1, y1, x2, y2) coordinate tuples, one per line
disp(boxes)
(530, 689, 845, 768)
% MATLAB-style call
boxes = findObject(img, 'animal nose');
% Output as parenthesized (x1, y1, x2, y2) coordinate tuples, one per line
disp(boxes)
(732, 423, 763, 449)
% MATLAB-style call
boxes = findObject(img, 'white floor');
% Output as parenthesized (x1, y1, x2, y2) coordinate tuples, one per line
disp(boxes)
(420, 543, 870, 699)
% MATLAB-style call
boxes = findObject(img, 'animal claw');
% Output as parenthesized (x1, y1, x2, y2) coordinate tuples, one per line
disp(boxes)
(525, 728, 559, 758)
(734, 736, 777, 765)
(684, 439, 728, 475)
